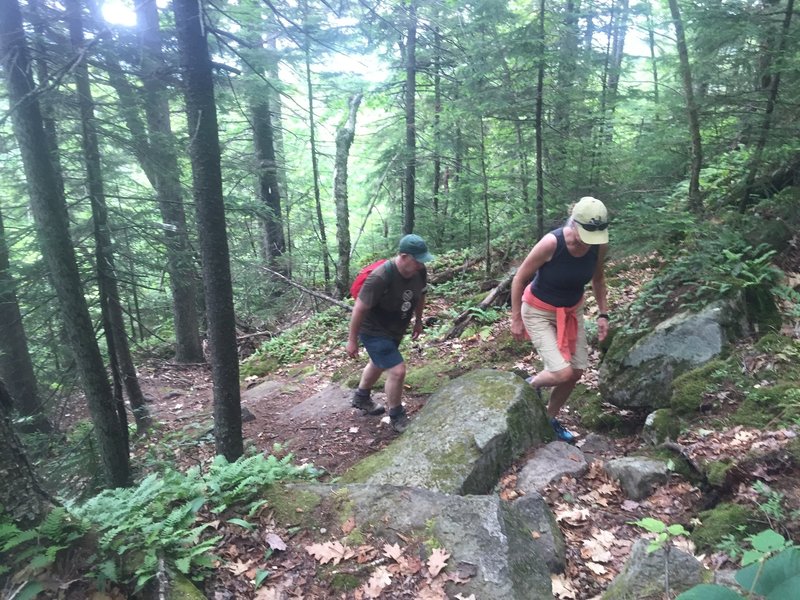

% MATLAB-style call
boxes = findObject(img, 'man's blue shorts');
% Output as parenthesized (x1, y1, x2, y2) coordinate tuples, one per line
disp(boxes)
(359, 334, 404, 369)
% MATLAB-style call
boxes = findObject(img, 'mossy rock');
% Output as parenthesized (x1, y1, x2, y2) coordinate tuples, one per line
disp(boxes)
(404, 361, 452, 394)
(240, 354, 281, 379)
(166, 573, 207, 600)
(754, 332, 795, 353)
(287, 364, 318, 378)
(705, 460, 733, 488)
(691, 503, 756, 553)
(670, 359, 732, 415)
(261, 484, 323, 528)
(643, 409, 681, 445)
(578, 392, 634, 434)
(733, 383, 800, 427)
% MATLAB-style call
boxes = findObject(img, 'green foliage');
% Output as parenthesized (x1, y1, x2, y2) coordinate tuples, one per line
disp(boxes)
(633, 517, 690, 553)
(678, 530, 800, 600)
(241, 308, 349, 378)
(692, 503, 756, 553)
(733, 384, 800, 428)
(3, 452, 320, 592)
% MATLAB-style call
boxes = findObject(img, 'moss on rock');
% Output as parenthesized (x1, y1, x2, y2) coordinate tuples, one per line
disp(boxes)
(691, 503, 755, 552)
(705, 460, 733, 488)
(403, 362, 451, 394)
(670, 359, 731, 415)
(733, 383, 800, 427)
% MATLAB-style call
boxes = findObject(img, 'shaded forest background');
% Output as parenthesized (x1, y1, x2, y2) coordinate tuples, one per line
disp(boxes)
(1, 0, 800, 595)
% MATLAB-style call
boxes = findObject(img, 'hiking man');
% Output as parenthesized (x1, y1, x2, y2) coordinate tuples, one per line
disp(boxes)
(346, 234, 432, 433)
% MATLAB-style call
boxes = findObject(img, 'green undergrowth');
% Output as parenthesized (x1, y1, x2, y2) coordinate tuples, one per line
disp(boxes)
(241, 308, 349, 379)
(0, 451, 321, 595)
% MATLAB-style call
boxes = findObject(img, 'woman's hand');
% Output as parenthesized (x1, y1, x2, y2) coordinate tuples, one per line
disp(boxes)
(597, 315, 609, 342)
(511, 316, 530, 341)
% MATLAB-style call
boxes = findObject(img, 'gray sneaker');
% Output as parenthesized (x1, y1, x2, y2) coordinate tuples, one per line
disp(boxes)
(389, 408, 410, 433)
(351, 392, 385, 416)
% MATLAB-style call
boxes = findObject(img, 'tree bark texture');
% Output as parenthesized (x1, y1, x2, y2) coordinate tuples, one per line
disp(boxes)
(333, 93, 362, 298)
(136, 0, 204, 363)
(173, 0, 243, 461)
(0, 0, 131, 487)
(535, 0, 546, 239)
(403, 1, 417, 235)
(668, 0, 703, 213)
(0, 380, 51, 526)
(0, 209, 49, 432)
(251, 94, 287, 274)
(66, 0, 149, 434)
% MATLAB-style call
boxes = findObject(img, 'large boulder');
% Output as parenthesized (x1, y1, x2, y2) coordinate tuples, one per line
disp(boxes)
(341, 369, 553, 494)
(603, 538, 707, 599)
(295, 483, 557, 599)
(599, 302, 747, 412)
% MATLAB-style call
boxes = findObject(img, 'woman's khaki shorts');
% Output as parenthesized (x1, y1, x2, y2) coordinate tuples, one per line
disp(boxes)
(521, 302, 589, 372)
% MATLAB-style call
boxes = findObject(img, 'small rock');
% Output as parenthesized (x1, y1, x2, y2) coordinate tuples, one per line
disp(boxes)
(604, 456, 669, 500)
(241, 407, 256, 423)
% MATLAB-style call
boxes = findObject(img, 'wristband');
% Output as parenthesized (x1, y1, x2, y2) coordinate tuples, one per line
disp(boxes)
(598, 313, 610, 320)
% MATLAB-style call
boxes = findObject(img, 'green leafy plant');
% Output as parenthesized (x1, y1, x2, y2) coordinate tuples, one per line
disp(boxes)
(2, 451, 320, 593)
(677, 529, 800, 600)
(633, 517, 691, 598)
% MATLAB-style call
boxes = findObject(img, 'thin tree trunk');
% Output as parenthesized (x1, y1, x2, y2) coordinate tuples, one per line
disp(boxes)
(668, 0, 703, 213)
(333, 93, 362, 298)
(0, 209, 49, 432)
(0, 380, 52, 526)
(303, 17, 329, 289)
(741, 0, 794, 210)
(646, 2, 660, 106)
(479, 118, 491, 277)
(535, 0, 546, 239)
(432, 23, 443, 245)
(251, 94, 286, 274)
(0, 0, 131, 487)
(403, 1, 417, 235)
(173, 0, 243, 461)
(135, 0, 204, 363)
(66, 0, 150, 434)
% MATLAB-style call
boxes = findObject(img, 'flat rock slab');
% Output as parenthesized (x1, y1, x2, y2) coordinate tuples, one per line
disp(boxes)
(296, 483, 557, 599)
(517, 441, 588, 493)
(341, 369, 553, 494)
(604, 456, 670, 500)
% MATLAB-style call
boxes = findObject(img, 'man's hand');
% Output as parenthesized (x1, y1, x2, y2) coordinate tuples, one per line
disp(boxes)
(346, 339, 359, 359)
(511, 316, 530, 341)
(412, 320, 423, 340)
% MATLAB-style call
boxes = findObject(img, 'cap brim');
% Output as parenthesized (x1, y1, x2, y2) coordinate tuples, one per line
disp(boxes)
(575, 225, 608, 245)
(414, 251, 434, 263)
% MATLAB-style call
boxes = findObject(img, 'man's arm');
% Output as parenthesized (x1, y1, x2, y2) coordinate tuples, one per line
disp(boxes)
(347, 298, 370, 358)
(412, 291, 426, 340)
(591, 245, 609, 342)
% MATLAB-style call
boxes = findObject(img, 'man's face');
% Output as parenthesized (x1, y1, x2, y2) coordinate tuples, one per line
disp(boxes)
(399, 253, 426, 272)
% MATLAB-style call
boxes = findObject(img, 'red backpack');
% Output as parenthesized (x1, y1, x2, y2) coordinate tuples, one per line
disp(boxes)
(349, 259, 390, 299)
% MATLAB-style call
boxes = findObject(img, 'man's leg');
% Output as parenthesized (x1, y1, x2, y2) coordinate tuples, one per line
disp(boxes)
(352, 360, 386, 415)
(383, 361, 407, 411)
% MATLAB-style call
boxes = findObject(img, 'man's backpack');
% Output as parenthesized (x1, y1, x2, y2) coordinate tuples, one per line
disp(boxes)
(349, 259, 391, 299)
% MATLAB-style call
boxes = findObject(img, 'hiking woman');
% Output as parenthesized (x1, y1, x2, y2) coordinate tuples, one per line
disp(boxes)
(510, 197, 610, 442)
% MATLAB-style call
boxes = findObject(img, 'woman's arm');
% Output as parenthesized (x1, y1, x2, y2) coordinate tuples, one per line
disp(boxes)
(510, 234, 557, 340)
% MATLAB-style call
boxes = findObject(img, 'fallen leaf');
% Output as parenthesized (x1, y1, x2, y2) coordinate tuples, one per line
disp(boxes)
(265, 533, 286, 551)
(586, 561, 607, 575)
(427, 547, 450, 577)
(362, 566, 392, 598)
(305, 541, 355, 565)
(551, 574, 577, 599)
(383, 542, 403, 562)
(341, 516, 356, 534)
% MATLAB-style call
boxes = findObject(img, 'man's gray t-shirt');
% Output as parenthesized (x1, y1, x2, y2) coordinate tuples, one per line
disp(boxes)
(358, 260, 427, 341)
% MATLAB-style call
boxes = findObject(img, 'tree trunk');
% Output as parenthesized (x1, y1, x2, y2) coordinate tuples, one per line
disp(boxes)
(432, 23, 443, 245)
(135, 0, 204, 363)
(303, 16, 330, 289)
(535, 0, 546, 239)
(0, 209, 49, 432)
(740, 0, 794, 211)
(173, 0, 243, 461)
(668, 0, 703, 213)
(251, 94, 287, 274)
(403, 1, 417, 235)
(0, 380, 51, 526)
(333, 93, 362, 298)
(67, 0, 150, 434)
(0, 0, 131, 488)
(479, 118, 491, 277)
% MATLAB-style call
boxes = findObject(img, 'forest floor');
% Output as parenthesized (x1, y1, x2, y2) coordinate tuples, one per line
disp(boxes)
(127, 284, 800, 600)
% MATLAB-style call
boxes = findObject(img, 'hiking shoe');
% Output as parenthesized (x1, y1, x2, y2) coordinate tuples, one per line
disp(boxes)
(550, 417, 576, 443)
(389, 408, 410, 433)
(351, 392, 385, 416)
(525, 376, 543, 401)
